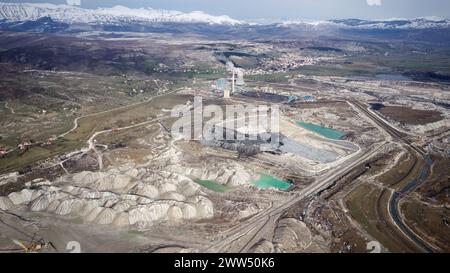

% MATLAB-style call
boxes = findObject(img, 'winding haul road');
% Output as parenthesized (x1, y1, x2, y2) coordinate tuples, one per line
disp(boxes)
(54, 88, 184, 170)
(86, 116, 170, 170)
(4, 101, 16, 115)
(59, 88, 181, 139)
(351, 101, 437, 253)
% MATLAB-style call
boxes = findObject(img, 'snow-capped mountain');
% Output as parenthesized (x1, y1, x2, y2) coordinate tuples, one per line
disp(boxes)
(280, 18, 450, 30)
(0, 2, 448, 33)
(0, 2, 242, 25)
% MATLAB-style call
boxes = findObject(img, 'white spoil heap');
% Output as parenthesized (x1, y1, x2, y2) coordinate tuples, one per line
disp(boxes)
(0, 167, 215, 230)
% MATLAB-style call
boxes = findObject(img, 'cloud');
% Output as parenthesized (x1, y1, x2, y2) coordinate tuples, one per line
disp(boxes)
(66, 0, 81, 6)
(366, 0, 382, 6)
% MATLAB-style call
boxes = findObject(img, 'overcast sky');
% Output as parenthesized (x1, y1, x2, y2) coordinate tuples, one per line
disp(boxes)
(6, 0, 450, 20)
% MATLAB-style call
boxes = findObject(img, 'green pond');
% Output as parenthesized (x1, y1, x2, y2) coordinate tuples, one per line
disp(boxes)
(194, 179, 228, 193)
(252, 174, 291, 191)
(297, 121, 346, 140)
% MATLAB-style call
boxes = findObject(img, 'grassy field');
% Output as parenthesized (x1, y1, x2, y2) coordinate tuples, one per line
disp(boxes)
(246, 72, 292, 83)
(65, 92, 191, 141)
(0, 138, 81, 173)
(378, 106, 443, 125)
(377, 153, 422, 190)
(345, 151, 427, 253)
(347, 52, 450, 75)
(401, 200, 449, 252)
(399, 156, 450, 252)
(345, 183, 419, 253)
(0, 96, 162, 172)
(297, 51, 450, 78)
(298, 65, 377, 77)
(0, 83, 192, 173)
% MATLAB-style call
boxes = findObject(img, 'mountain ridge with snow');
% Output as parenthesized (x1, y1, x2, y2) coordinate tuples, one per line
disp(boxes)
(0, 2, 242, 25)
(278, 18, 450, 30)
(0, 2, 449, 30)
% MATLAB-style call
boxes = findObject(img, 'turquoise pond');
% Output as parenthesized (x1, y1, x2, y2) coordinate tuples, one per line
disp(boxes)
(194, 179, 229, 193)
(252, 174, 291, 190)
(297, 121, 346, 140)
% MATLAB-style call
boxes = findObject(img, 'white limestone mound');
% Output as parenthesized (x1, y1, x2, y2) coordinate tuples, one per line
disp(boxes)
(47, 200, 61, 213)
(158, 182, 177, 194)
(273, 218, 304, 251)
(146, 203, 171, 222)
(2, 160, 220, 228)
(31, 179, 52, 187)
(128, 206, 153, 227)
(134, 184, 159, 199)
(86, 207, 104, 222)
(72, 171, 135, 191)
(190, 169, 203, 178)
(72, 171, 105, 185)
(61, 185, 77, 193)
(103, 198, 120, 208)
(167, 206, 184, 222)
(201, 169, 218, 181)
(120, 193, 140, 201)
(137, 197, 153, 205)
(166, 165, 188, 175)
(79, 190, 102, 199)
(228, 171, 251, 187)
(159, 171, 172, 179)
(113, 200, 134, 212)
(55, 199, 85, 216)
(178, 180, 201, 197)
(113, 212, 130, 227)
(128, 203, 175, 227)
(113, 175, 134, 190)
(216, 169, 234, 185)
(188, 196, 214, 219)
(30, 192, 59, 212)
(181, 204, 197, 220)
(79, 200, 102, 217)
(96, 174, 132, 191)
(160, 191, 186, 202)
(0, 196, 13, 210)
(272, 218, 328, 253)
(94, 208, 117, 225)
(0, 172, 19, 187)
(31, 190, 46, 200)
(125, 168, 140, 178)
(80, 190, 116, 200)
(8, 189, 35, 205)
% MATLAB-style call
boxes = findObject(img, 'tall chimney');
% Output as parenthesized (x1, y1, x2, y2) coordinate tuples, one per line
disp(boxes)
(232, 70, 235, 94)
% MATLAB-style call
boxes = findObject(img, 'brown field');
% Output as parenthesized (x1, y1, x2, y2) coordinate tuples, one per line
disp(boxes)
(399, 156, 450, 252)
(0, 92, 192, 173)
(345, 149, 429, 253)
(415, 156, 450, 204)
(0, 139, 81, 173)
(65, 93, 192, 142)
(378, 106, 443, 125)
(345, 184, 420, 253)
(378, 152, 424, 190)
(401, 200, 450, 252)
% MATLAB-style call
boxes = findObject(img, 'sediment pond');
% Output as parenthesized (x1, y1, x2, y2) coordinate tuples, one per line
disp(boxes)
(297, 121, 346, 140)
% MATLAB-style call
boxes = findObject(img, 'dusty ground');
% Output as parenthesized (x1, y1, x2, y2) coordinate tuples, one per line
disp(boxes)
(377, 106, 443, 125)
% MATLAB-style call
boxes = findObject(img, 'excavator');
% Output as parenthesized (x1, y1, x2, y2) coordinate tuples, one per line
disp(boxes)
(11, 239, 56, 253)
(8, 236, 56, 253)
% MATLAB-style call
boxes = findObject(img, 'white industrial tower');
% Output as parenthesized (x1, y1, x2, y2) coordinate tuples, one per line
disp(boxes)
(232, 69, 235, 94)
